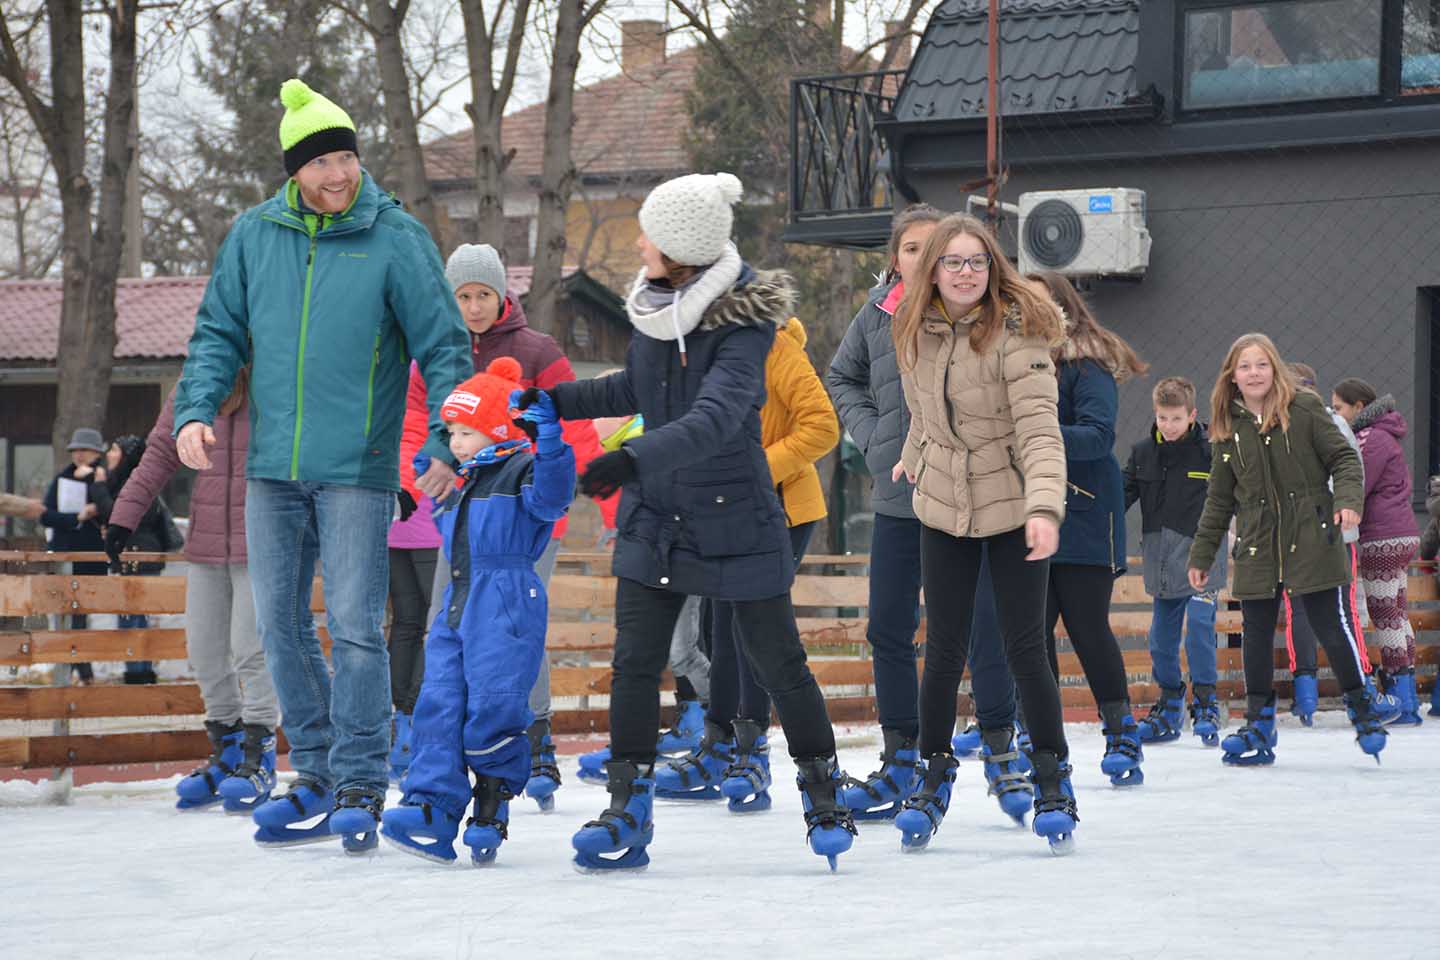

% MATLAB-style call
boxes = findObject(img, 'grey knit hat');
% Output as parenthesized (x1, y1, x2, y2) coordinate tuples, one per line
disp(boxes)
(638, 172, 743, 267)
(445, 243, 506, 296)
(66, 427, 105, 452)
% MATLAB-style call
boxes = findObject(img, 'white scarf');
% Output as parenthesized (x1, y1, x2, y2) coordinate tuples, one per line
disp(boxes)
(625, 243, 743, 360)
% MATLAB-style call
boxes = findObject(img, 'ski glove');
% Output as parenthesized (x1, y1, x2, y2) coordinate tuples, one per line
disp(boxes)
(103, 524, 132, 573)
(509, 388, 563, 455)
(580, 448, 637, 499)
(396, 491, 417, 523)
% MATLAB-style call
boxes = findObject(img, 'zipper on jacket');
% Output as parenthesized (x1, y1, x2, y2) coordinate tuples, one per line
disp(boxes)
(290, 220, 323, 480)
(364, 330, 381, 439)
(914, 438, 930, 486)
(1067, 480, 1096, 499)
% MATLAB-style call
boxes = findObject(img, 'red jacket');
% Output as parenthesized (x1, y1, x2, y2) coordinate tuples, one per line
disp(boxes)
(403, 295, 617, 538)
(111, 386, 250, 565)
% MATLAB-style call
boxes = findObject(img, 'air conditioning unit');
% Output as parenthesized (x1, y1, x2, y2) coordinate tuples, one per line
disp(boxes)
(1017, 188, 1151, 277)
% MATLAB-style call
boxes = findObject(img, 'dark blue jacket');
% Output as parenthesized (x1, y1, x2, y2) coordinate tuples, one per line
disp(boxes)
(1053, 358, 1127, 573)
(553, 268, 794, 601)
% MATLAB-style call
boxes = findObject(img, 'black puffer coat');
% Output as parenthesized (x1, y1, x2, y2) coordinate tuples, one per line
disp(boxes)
(553, 267, 794, 601)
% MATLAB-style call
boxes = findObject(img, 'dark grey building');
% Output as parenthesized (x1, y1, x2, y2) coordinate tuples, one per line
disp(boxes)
(791, 0, 1440, 530)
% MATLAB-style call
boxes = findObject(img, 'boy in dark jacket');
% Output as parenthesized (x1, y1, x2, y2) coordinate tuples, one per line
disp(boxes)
(377, 357, 574, 867)
(1123, 377, 1227, 745)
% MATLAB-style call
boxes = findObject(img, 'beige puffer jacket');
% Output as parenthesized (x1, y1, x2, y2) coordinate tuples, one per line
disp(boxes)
(900, 301, 1067, 538)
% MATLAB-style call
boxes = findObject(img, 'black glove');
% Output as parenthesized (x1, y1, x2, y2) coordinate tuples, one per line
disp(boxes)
(514, 386, 564, 419)
(104, 524, 132, 573)
(397, 490, 417, 522)
(580, 449, 637, 499)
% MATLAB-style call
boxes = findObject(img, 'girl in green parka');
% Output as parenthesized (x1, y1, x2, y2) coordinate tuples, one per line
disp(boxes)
(1187, 333, 1388, 765)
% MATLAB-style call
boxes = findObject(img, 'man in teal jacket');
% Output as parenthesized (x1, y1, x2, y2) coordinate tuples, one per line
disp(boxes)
(174, 78, 470, 853)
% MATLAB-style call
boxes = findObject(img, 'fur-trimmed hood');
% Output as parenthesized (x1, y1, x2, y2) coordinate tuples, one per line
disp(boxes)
(1351, 394, 1404, 436)
(696, 268, 796, 332)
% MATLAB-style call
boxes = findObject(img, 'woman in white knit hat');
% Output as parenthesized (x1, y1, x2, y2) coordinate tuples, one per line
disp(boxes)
(516, 172, 856, 872)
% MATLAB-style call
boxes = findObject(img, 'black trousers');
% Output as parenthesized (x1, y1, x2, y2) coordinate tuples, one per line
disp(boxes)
(1044, 563, 1132, 708)
(611, 576, 835, 764)
(706, 521, 816, 732)
(387, 547, 438, 714)
(1242, 584, 1365, 711)
(918, 524, 1068, 759)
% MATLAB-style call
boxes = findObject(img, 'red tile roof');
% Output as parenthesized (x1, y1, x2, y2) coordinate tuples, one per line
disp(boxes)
(425, 47, 701, 184)
(0, 277, 208, 362)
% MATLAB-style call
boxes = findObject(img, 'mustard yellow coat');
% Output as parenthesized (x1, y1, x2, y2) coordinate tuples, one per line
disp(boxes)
(762, 317, 840, 527)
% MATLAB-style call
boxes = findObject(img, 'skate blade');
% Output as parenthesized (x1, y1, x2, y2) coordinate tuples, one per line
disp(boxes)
(572, 847, 650, 874)
(575, 772, 609, 786)
(469, 848, 499, 866)
(381, 832, 457, 865)
(254, 828, 338, 848)
(724, 791, 772, 814)
(1047, 834, 1076, 856)
(530, 794, 557, 813)
(1108, 768, 1144, 787)
(899, 838, 930, 853)
(826, 854, 838, 872)
(653, 788, 722, 801)
(174, 796, 225, 812)
(341, 832, 379, 855)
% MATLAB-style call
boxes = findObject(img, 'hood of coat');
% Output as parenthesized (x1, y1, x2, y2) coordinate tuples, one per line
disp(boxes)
(696, 268, 796, 333)
(1351, 394, 1406, 439)
(107, 434, 147, 492)
(777, 315, 806, 351)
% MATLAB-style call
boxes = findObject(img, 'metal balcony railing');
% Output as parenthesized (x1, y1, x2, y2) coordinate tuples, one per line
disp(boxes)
(789, 70, 904, 222)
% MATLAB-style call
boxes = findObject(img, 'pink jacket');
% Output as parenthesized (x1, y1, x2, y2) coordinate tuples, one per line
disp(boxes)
(389, 361, 443, 550)
(110, 386, 249, 565)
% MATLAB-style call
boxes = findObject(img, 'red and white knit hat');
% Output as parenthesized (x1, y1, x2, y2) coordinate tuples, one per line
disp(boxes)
(440, 356, 524, 442)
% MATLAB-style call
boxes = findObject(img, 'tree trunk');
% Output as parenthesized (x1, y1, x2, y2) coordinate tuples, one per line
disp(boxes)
(59, 0, 139, 464)
(366, 0, 441, 241)
(460, 0, 531, 258)
(529, 0, 591, 339)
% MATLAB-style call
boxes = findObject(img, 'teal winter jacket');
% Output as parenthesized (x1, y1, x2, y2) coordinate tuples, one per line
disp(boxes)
(174, 174, 470, 490)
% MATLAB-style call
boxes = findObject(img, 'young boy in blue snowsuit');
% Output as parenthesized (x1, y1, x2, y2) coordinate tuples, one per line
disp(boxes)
(380, 356, 575, 865)
(1123, 376, 1228, 745)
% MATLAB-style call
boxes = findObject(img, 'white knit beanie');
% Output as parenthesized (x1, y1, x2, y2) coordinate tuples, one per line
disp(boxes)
(445, 243, 507, 296)
(638, 172, 743, 267)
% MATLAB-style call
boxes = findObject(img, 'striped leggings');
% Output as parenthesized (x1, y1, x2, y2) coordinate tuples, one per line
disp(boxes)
(1243, 585, 1365, 712)
(1357, 537, 1419, 673)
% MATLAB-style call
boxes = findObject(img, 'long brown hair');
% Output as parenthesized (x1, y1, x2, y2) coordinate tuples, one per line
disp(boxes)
(892, 213, 1064, 372)
(1209, 333, 1295, 440)
(218, 365, 250, 417)
(884, 203, 945, 284)
(1031, 271, 1148, 382)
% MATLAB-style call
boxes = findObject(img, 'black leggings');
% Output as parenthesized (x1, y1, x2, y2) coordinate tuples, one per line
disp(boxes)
(918, 524, 1068, 759)
(1044, 563, 1131, 708)
(610, 577, 835, 764)
(388, 547, 438, 714)
(1242, 585, 1365, 710)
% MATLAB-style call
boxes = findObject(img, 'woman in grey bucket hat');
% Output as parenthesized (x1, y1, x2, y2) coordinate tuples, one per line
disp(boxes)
(67, 427, 105, 452)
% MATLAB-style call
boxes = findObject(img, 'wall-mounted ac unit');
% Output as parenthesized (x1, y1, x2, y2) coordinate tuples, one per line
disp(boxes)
(1017, 188, 1151, 277)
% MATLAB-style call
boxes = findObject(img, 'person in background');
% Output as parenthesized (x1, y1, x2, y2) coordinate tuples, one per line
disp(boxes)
(40, 427, 112, 686)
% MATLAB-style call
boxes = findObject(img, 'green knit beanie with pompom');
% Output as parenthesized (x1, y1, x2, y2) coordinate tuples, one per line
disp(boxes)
(278, 78, 358, 175)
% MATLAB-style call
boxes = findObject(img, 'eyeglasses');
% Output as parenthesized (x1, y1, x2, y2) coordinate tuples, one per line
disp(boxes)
(937, 253, 993, 273)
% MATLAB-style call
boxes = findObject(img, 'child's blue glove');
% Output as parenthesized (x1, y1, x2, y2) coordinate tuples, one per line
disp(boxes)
(510, 388, 564, 455)
(413, 451, 432, 479)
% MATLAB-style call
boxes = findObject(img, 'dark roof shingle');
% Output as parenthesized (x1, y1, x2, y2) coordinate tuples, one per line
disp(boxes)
(895, 0, 1141, 122)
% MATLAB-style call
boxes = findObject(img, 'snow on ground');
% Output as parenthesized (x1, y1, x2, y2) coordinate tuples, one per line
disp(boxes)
(3, 719, 1436, 960)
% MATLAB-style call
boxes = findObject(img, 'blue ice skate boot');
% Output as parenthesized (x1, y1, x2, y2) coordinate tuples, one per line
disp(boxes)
(1099, 701, 1145, 787)
(525, 718, 562, 812)
(720, 719, 772, 813)
(1029, 750, 1078, 856)
(1221, 693, 1277, 766)
(329, 786, 385, 854)
(252, 777, 335, 847)
(380, 801, 461, 865)
(655, 699, 705, 755)
(796, 756, 857, 871)
(838, 728, 922, 821)
(218, 723, 276, 815)
(980, 726, 1032, 824)
(388, 711, 413, 785)
(1189, 684, 1222, 747)
(1344, 687, 1389, 762)
(175, 720, 244, 811)
(576, 746, 610, 785)
(463, 775, 513, 865)
(1291, 673, 1318, 726)
(1136, 684, 1185, 744)
(1390, 669, 1424, 726)
(572, 760, 654, 873)
(654, 721, 734, 800)
(893, 753, 959, 852)
(1365, 674, 1402, 724)
(950, 722, 982, 757)
(1431, 675, 1440, 717)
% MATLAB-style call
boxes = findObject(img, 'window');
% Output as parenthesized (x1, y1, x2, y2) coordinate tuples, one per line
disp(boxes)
(1183, 0, 1383, 109)
(1403, 0, 1440, 94)
(7, 442, 53, 544)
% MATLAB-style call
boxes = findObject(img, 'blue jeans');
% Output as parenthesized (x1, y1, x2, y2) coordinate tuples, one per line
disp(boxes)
(246, 480, 393, 793)
(1148, 593, 1218, 689)
(969, 546, 1017, 728)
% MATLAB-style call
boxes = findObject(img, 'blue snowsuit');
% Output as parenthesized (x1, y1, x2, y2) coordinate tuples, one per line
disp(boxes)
(402, 443, 575, 819)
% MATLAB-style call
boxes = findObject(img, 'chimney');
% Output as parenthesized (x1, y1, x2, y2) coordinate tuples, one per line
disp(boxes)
(621, 19, 665, 72)
(884, 21, 913, 70)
